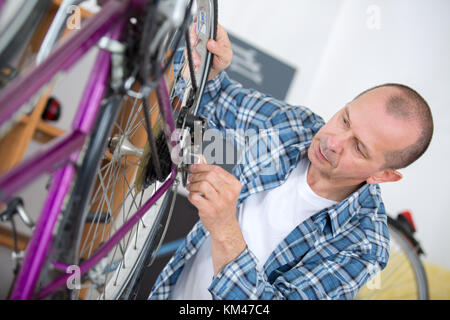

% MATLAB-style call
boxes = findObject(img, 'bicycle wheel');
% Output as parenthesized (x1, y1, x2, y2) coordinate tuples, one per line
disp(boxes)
(42, 0, 218, 300)
(355, 217, 429, 300)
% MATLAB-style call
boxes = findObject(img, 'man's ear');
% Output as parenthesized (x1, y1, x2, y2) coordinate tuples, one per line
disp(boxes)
(366, 169, 403, 185)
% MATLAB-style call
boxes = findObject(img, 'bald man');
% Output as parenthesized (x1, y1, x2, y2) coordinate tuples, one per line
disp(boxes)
(149, 25, 433, 300)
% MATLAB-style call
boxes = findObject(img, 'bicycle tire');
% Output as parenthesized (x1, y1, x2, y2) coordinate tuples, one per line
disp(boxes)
(355, 217, 429, 300)
(42, 0, 218, 300)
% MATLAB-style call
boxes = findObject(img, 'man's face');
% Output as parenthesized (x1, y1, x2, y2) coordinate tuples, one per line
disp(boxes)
(307, 87, 419, 185)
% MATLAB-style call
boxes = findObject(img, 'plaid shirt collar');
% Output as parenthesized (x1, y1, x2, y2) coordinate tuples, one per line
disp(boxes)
(314, 182, 383, 237)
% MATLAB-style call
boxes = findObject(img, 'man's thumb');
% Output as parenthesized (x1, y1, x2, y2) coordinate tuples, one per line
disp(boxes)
(207, 39, 217, 53)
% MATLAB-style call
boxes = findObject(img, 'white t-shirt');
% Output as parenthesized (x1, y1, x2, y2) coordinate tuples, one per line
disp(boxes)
(171, 158, 337, 299)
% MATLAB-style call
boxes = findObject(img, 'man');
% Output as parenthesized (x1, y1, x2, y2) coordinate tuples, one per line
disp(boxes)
(149, 25, 433, 300)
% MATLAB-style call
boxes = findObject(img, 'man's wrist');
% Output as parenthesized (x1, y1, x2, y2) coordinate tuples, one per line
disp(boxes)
(207, 69, 223, 82)
(210, 223, 246, 276)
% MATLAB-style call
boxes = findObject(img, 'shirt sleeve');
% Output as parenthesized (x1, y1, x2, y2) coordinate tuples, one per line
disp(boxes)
(198, 70, 302, 133)
(207, 246, 383, 300)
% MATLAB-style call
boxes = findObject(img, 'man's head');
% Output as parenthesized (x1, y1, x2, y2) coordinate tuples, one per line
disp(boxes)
(307, 83, 433, 186)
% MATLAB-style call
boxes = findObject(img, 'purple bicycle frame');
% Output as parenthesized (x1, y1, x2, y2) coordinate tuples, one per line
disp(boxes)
(0, 0, 177, 299)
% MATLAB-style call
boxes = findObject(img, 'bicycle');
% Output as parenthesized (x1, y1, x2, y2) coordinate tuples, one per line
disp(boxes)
(0, 0, 217, 299)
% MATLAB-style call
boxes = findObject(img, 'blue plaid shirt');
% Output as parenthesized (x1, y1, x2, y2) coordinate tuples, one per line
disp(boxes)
(149, 51, 390, 300)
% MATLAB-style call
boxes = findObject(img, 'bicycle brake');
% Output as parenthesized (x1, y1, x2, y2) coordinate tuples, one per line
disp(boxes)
(175, 110, 206, 187)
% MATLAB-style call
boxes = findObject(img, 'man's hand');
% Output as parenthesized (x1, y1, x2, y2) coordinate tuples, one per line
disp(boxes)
(186, 160, 245, 276)
(186, 161, 241, 236)
(184, 24, 232, 81)
(206, 24, 233, 81)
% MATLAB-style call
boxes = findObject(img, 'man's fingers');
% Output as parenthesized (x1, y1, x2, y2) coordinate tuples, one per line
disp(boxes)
(189, 163, 241, 194)
(207, 40, 231, 62)
(215, 24, 230, 46)
(187, 180, 218, 201)
(207, 25, 231, 54)
(189, 163, 230, 181)
(188, 171, 222, 194)
(204, 24, 233, 81)
(187, 191, 209, 212)
(206, 39, 219, 54)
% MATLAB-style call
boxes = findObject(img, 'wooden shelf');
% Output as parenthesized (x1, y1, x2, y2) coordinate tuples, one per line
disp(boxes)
(0, 86, 55, 175)
(19, 115, 66, 144)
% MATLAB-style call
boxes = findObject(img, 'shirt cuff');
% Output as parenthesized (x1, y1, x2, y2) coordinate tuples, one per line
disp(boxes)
(207, 246, 260, 300)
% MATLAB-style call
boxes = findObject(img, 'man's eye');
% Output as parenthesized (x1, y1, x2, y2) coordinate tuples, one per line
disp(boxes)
(355, 143, 363, 155)
(342, 116, 349, 127)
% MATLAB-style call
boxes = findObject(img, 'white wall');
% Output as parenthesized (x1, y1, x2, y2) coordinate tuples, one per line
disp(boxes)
(219, 0, 450, 268)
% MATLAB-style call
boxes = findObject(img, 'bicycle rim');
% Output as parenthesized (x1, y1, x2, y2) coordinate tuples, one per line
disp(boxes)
(355, 221, 429, 300)
(43, 0, 218, 300)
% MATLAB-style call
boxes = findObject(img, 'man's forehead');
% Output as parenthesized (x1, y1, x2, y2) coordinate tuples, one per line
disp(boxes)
(356, 85, 401, 101)
(345, 97, 419, 155)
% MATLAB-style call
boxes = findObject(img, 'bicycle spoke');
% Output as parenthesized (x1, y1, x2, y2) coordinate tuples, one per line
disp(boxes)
(80, 159, 122, 258)
(78, 159, 119, 256)
(123, 101, 144, 138)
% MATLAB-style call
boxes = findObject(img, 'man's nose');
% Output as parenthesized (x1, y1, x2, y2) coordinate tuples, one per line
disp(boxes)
(327, 133, 350, 154)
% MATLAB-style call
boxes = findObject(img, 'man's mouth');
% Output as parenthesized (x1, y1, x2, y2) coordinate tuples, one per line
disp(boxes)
(316, 141, 330, 164)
